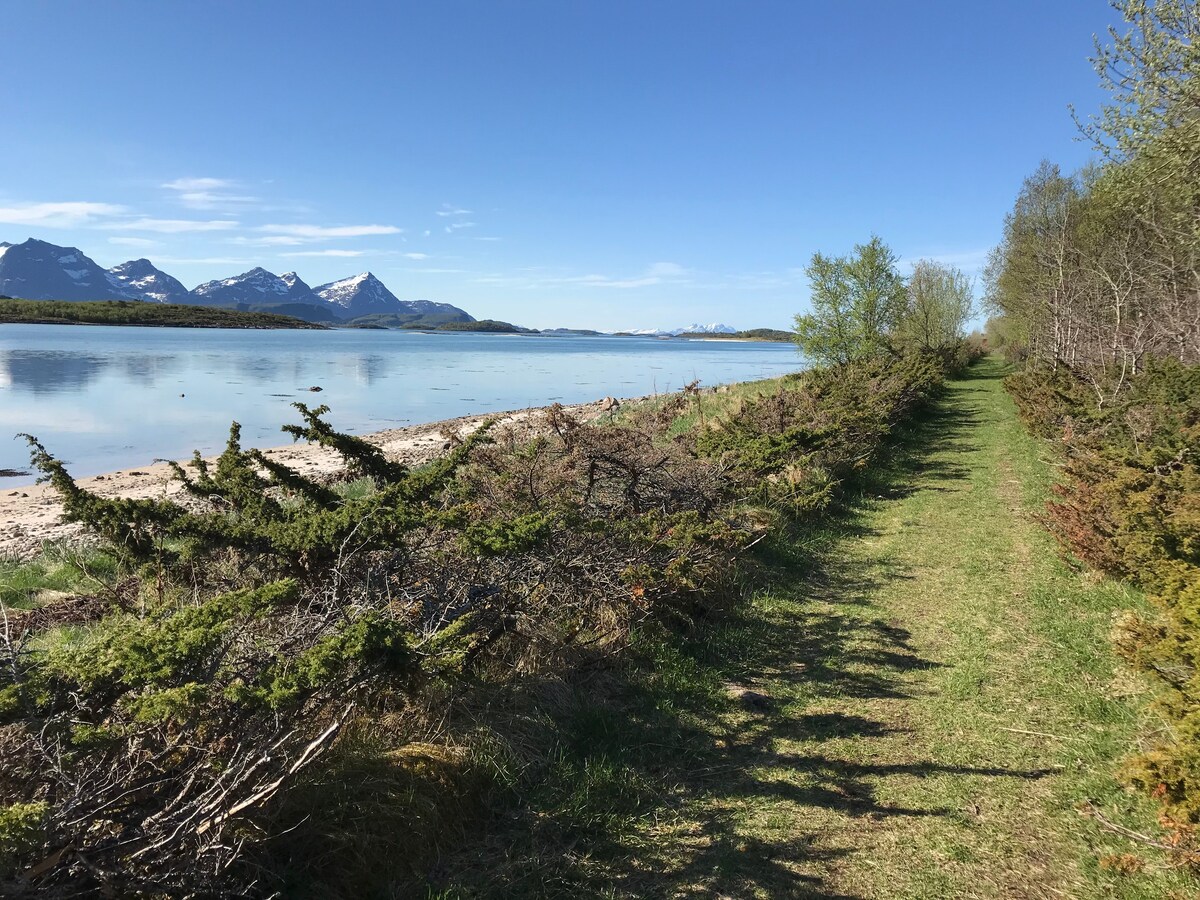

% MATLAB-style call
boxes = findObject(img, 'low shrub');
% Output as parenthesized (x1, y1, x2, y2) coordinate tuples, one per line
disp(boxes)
(1006, 359, 1200, 838)
(0, 353, 954, 896)
(695, 353, 946, 512)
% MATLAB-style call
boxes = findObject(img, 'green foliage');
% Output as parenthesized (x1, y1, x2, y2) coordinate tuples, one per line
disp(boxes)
(23, 406, 491, 574)
(1008, 359, 1200, 836)
(675, 328, 794, 342)
(0, 551, 115, 610)
(896, 260, 974, 355)
(0, 297, 323, 329)
(435, 319, 523, 333)
(987, 2, 1200, 374)
(281, 402, 411, 483)
(794, 235, 907, 365)
(1, 352, 959, 895)
(349, 311, 472, 328)
(695, 354, 947, 513)
(22, 433, 189, 560)
(1075, 0, 1200, 159)
(0, 803, 48, 878)
(998, 15, 1200, 836)
(461, 512, 551, 556)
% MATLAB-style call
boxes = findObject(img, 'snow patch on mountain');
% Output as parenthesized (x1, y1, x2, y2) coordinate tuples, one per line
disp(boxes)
(191, 267, 303, 306)
(0, 239, 129, 301)
(622, 323, 738, 336)
(0, 236, 480, 322)
(107, 259, 190, 304)
(314, 272, 402, 318)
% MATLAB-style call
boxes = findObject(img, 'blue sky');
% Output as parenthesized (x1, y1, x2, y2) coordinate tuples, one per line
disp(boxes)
(2, 1, 1118, 330)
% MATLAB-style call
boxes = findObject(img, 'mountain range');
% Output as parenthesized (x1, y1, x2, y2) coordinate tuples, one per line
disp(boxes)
(622, 323, 738, 336)
(0, 238, 473, 325)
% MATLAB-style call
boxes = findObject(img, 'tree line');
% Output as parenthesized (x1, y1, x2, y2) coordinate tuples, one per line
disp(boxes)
(989, 0, 1200, 861)
(985, 0, 1200, 393)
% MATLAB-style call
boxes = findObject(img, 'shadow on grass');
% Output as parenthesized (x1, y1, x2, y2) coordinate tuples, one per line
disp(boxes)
(426, 364, 1043, 899)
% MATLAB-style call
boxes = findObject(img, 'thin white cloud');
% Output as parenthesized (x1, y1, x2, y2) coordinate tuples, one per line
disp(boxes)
(162, 177, 231, 191)
(646, 261, 686, 277)
(402, 252, 429, 260)
(105, 218, 240, 233)
(108, 236, 160, 248)
(570, 274, 663, 289)
(436, 204, 473, 217)
(0, 201, 125, 228)
(468, 261, 692, 291)
(177, 192, 258, 209)
(162, 177, 258, 210)
(475, 236, 502, 242)
(279, 249, 368, 258)
(229, 235, 306, 247)
(562, 261, 690, 289)
(422, 229, 431, 237)
(258, 223, 402, 239)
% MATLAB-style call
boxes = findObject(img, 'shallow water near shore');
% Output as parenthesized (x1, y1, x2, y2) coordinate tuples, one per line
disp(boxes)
(0, 325, 802, 488)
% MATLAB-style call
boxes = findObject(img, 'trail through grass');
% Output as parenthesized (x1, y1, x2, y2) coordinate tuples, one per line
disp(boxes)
(438, 357, 1197, 898)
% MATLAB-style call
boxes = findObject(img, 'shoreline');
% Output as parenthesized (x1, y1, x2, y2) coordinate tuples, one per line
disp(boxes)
(0, 396, 629, 559)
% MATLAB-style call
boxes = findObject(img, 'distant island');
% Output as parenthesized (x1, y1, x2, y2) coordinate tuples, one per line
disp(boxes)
(678, 328, 794, 342)
(0, 298, 325, 329)
(436, 319, 528, 333)
(349, 314, 528, 333)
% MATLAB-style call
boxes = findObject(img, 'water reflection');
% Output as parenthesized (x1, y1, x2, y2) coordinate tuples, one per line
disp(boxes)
(232, 355, 284, 382)
(0, 350, 109, 394)
(118, 354, 181, 386)
(0, 326, 802, 488)
(347, 354, 388, 385)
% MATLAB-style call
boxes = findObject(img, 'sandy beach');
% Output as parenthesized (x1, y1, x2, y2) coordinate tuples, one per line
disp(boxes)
(0, 397, 625, 559)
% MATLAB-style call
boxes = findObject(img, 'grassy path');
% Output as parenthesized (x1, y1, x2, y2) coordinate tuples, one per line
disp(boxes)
(443, 358, 1195, 898)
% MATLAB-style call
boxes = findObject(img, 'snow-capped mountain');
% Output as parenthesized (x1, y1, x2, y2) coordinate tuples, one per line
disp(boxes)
(106, 258, 190, 304)
(279, 271, 315, 303)
(314, 272, 402, 318)
(0, 236, 477, 324)
(622, 323, 739, 336)
(0, 238, 127, 302)
(314, 272, 474, 321)
(397, 298, 474, 318)
(190, 267, 310, 308)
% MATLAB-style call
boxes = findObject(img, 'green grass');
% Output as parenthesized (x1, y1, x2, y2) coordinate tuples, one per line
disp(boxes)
(618, 371, 802, 439)
(430, 356, 1198, 898)
(8, 357, 1189, 898)
(0, 548, 117, 610)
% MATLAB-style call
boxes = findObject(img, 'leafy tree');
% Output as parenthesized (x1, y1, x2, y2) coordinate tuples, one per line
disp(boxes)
(994, 0, 1200, 850)
(793, 236, 906, 365)
(897, 260, 975, 353)
(984, 162, 1086, 369)
(1074, 0, 1200, 159)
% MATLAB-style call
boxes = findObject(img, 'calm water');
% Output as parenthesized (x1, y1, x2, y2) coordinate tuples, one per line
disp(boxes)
(0, 325, 802, 488)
